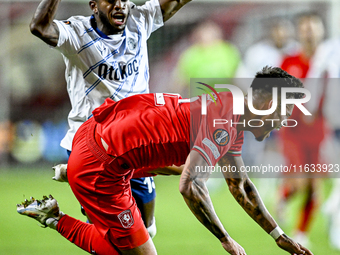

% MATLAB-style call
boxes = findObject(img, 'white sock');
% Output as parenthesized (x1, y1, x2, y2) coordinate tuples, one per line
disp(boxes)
(147, 217, 157, 238)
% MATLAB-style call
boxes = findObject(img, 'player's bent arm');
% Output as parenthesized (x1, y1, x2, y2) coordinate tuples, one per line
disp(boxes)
(220, 155, 314, 255)
(179, 150, 228, 239)
(219, 155, 278, 234)
(158, 0, 192, 22)
(30, 0, 61, 46)
(179, 150, 246, 255)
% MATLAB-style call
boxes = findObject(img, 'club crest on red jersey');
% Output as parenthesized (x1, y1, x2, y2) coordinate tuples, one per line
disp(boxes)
(213, 129, 229, 146)
(118, 209, 134, 228)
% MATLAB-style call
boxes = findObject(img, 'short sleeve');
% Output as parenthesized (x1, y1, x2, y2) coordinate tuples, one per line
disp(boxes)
(225, 131, 243, 157)
(192, 103, 232, 166)
(193, 121, 243, 166)
(192, 132, 226, 166)
(131, 0, 164, 39)
(53, 18, 82, 55)
(191, 93, 244, 165)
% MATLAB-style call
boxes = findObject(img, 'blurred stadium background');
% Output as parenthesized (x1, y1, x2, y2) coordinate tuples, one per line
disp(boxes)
(1, 0, 340, 254)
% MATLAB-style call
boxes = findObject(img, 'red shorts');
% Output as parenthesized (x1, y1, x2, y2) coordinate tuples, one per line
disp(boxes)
(280, 135, 327, 177)
(67, 118, 149, 250)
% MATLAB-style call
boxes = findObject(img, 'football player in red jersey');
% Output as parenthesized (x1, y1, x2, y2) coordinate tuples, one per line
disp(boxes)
(17, 67, 312, 255)
(279, 13, 328, 245)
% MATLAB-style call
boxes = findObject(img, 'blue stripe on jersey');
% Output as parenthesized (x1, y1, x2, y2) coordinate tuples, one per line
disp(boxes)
(85, 78, 102, 96)
(83, 27, 94, 35)
(110, 80, 126, 100)
(109, 80, 126, 101)
(124, 72, 139, 96)
(86, 23, 143, 99)
(144, 64, 149, 83)
(133, 62, 149, 95)
(83, 49, 119, 79)
(123, 25, 143, 97)
(85, 66, 113, 95)
(84, 48, 120, 94)
(140, 88, 148, 93)
(78, 37, 102, 54)
(94, 27, 111, 39)
(112, 26, 142, 99)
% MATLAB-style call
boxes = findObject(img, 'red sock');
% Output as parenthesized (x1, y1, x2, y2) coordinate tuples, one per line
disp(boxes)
(282, 185, 293, 200)
(297, 196, 316, 233)
(57, 215, 120, 255)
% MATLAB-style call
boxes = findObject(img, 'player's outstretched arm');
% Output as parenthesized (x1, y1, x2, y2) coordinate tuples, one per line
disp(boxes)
(179, 150, 246, 255)
(158, 0, 192, 22)
(30, 0, 61, 46)
(219, 155, 313, 255)
(276, 234, 313, 255)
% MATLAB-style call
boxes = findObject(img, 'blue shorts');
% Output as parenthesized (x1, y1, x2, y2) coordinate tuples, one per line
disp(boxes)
(131, 177, 156, 204)
(67, 150, 156, 204)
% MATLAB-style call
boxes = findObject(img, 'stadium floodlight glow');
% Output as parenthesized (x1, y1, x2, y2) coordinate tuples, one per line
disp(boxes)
(201, 84, 311, 116)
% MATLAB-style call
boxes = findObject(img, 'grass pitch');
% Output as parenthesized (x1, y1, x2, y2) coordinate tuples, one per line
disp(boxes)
(1, 166, 339, 254)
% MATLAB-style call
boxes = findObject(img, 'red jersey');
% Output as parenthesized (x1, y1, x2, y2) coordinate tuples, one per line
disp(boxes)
(190, 93, 244, 166)
(280, 53, 328, 168)
(92, 92, 243, 172)
(280, 53, 327, 145)
(281, 54, 310, 78)
(68, 92, 244, 245)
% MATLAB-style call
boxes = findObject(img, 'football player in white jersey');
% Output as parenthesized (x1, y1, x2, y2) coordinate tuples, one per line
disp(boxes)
(30, 0, 192, 240)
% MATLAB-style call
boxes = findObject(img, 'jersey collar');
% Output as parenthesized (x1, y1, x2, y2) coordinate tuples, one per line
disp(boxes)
(90, 15, 126, 39)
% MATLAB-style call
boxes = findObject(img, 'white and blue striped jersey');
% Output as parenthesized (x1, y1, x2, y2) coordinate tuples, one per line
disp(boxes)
(53, 0, 163, 150)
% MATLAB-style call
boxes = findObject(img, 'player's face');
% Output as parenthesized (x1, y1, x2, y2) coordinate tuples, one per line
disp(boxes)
(298, 16, 324, 48)
(92, 0, 130, 34)
(271, 23, 291, 49)
(253, 104, 294, 142)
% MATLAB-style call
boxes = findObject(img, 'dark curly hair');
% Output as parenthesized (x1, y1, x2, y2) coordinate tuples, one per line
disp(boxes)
(250, 66, 304, 99)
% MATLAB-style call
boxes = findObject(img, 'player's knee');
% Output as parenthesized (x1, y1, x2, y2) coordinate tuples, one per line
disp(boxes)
(147, 217, 157, 239)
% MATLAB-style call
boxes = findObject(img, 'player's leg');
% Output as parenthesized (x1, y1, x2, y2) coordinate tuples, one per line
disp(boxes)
(61, 149, 157, 234)
(53, 163, 157, 231)
(294, 144, 321, 245)
(17, 196, 156, 255)
(52, 164, 157, 231)
(277, 138, 305, 225)
(129, 165, 185, 237)
(69, 178, 153, 254)
(68, 140, 157, 236)
(67, 121, 155, 254)
(59, 214, 156, 255)
(119, 238, 156, 255)
(17, 196, 121, 255)
(130, 177, 157, 237)
(279, 138, 306, 198)
(57, 215, 121, 254)
(67, 175, 154, 254)
(296, 178, 317, 233)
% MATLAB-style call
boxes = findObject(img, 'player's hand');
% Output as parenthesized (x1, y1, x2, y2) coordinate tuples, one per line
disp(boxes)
(220, 236, 247, 255)
(276, 234, 313, 255)
(52, 164, 68, 182)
